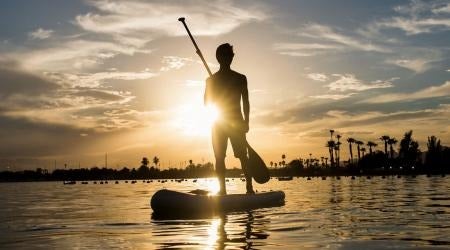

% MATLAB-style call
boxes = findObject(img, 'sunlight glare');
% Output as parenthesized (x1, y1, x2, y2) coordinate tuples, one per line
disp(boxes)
(172, 103, 220, 136)
(205, 178, 220, 195)
(206, 218, 221, 249)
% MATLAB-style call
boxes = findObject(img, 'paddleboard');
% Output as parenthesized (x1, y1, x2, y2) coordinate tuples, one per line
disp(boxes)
(151, 189, 285, 216)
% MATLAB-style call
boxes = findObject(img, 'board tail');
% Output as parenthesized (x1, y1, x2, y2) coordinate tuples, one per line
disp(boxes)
(247, 143, 270, 184)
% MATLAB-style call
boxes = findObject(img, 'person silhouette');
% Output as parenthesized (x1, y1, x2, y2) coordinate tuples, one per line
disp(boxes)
(205, 43, 254, 195)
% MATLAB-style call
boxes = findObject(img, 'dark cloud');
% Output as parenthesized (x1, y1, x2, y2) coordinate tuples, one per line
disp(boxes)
(255, 94, 450, 127)
(0, 65, 58, 99)
(0, 114, 93, 158)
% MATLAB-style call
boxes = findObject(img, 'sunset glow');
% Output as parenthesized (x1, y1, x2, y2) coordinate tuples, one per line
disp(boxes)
(0, 0, 449, 170)
(172, 104, 219, 136)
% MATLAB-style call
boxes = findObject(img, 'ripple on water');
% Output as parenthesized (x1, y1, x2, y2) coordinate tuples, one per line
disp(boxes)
(0, 176, 449, 249)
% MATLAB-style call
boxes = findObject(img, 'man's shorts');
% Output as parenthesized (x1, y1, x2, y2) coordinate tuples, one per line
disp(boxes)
(212, 121, 247, 159)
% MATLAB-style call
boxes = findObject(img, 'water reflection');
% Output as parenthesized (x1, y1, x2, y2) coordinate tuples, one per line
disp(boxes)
(1, 177, 449, 249)
(152, 211, 269, 249)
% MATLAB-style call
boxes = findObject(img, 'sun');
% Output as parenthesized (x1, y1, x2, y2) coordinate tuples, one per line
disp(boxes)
(172, 102, 219, 136)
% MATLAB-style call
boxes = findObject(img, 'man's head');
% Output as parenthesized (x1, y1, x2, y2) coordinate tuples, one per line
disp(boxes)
(216, 43, 234, 67)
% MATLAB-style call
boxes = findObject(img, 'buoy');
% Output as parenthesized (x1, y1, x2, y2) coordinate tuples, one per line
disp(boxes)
(321, 176, 326, 180)
(307, 177, 311, 180)
(351, 176, 355, 180)
(115, 181, 119, 184)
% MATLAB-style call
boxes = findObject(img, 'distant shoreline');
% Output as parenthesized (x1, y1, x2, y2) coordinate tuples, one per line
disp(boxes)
(1, 168, 448, 183)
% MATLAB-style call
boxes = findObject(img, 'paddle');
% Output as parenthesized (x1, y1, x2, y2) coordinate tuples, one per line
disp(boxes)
(178, 17, 270, 184)
(247, 142, 270, 184)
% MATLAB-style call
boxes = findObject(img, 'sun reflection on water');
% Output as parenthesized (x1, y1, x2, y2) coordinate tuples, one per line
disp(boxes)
(206, 218, 221, 249)
(204, 178, 220, 195)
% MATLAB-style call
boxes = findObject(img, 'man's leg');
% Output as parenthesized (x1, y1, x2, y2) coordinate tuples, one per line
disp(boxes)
(216, 157, 226, 195)
(212, 124, 227, 195)
(231, 129, 254, 194)
(239, 156, 254, 194)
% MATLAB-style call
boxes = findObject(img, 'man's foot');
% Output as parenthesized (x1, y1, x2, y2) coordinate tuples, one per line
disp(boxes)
(218, 190, 227, 196)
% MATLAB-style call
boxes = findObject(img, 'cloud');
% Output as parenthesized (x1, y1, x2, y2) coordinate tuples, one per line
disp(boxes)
(366, 1, 450, 35)
(373, 17, 450, 35)
(29, 28, 54, 40)
(274, 23, 390, 57)
(307, 73, 329, 82)
(160, 56, 193, 72)
(433, 3, 450, 14)
(44, 69, 157, 88)
(386, 58, 434, 73)
(310, 93, 356, 100)
(76, 0, 267, 38)
(273, 43, 341, 57)
(0, 64, 58, 99)
(364, 81, 450, 103)
(326, 74, 395, 92)
(7, 39, 150, 72)
(0, 63, 151, 132)
(299, 23, 390, 53)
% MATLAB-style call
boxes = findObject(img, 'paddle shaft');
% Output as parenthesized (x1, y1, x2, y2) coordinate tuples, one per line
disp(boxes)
(178, 17, 212, 77)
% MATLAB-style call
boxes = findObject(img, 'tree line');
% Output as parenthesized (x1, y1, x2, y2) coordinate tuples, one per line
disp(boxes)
(1, 130, 449, 182)
(269, 130, 450, 176)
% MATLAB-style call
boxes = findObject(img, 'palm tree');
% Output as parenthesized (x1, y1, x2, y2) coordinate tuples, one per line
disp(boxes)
(399, 130, 420, 167)
(330, 129, 335, 140)
(387, 137, 398, 159)
(326, 140, 336, 167)
(153, 156, 160, 168)
(321, 156, 324, 167)
(141, 157, 149, 167)
(380, 135, 390, 157)
(355, 140, 364, 162)
(270, 161, 274, 168)
(336, 135, 342, 167)
(347, 138, 355, 164)
(188, 159, 193, 167)
(361, 147, 366, 157)
(367, 141, 377, 155)
(282, 154, 286, 167)
(324, 157, 328, 167)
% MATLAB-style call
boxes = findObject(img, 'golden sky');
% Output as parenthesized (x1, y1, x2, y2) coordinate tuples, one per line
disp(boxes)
(0, 0, 449, 170)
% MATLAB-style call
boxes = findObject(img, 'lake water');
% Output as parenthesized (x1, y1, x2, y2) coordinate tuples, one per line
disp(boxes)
(0, 176, 449, 249)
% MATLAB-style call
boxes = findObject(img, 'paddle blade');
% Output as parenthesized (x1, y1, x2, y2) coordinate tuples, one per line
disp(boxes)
(247, 144, 270, 184)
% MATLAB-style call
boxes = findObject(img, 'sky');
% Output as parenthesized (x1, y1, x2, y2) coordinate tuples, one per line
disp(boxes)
(0, 0, 449, 170)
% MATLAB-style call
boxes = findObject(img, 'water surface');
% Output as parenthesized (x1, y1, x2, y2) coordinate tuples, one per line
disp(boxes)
(0, 176, 449, 249)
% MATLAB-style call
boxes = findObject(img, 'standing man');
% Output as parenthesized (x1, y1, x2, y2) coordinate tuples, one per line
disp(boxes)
(205, 43, 254, 195)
